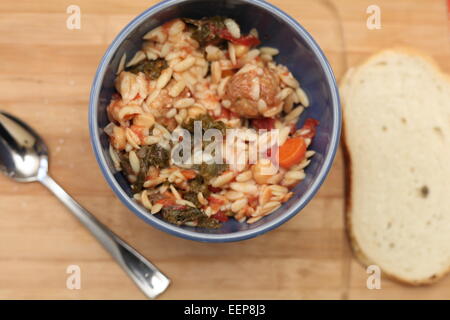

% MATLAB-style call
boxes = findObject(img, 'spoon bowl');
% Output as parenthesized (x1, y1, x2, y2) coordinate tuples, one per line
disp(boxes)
(0, 112, 48, 182)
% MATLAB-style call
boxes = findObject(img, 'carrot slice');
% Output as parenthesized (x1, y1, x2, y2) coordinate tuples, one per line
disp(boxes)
(278, 137, 307, 169)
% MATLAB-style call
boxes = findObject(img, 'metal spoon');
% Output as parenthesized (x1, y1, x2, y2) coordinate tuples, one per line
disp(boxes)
(0, 111, 170, 299)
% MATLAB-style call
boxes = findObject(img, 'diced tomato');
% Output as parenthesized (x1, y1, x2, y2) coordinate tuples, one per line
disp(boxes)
(208, 195, 224, 211)
(229, 110, 239, 119)
(122, 112, 140, 121)
(208, 186, 222, 193)
(215, 107, 230, 120)
(156, 198, 176, 206)
(252, 118, 276, 131)
(218, 29, 261, 47)
(214, 107, 239, 120)
(216, 28, 233, 40)
(233, 35, 261, 47)
(155, 191, 177, 207)
(266, 145, 278, 160)
(212, 211, 229, 222)
(181, 170, 196, 180)
(299, 118, 319, 139)
(289, 123, 297, 135)
(248, 196, 258, 208)
(222, 69, 235, 77)
(161, 191, 176, 200)
(207, 196, 224, 205)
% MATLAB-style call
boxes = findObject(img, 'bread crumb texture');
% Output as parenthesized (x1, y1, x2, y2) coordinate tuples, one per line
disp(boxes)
(341, 48, 450, 285)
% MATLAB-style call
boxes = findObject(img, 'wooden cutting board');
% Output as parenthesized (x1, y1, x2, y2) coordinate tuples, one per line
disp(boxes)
(0, 0, 449, 299)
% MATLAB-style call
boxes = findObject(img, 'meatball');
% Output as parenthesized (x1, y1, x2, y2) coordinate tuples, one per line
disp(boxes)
(224, 66, 280, 118)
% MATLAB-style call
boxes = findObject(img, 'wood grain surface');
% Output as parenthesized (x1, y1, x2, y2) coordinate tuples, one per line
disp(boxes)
(0, 0, 449, 299)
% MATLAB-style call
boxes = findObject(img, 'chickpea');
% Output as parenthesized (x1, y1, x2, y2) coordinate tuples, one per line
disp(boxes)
(234, 44, 250, 58)
(251, 159, 278, 184)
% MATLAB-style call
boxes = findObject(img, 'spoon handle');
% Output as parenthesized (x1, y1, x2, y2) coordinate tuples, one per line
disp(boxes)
(39, 174, 170, 299)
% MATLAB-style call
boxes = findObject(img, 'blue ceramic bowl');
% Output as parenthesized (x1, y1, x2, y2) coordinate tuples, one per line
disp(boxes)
(89, 0, 341, 242)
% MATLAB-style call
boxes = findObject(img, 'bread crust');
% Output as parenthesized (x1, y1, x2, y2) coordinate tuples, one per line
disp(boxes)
(340, 47, 450, 286)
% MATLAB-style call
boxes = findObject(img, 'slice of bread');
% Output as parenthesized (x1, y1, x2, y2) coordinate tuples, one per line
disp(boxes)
(341, 48, 450, 285)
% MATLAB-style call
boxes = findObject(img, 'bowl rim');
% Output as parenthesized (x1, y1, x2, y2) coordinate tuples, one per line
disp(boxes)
(89, 0, 341, 242)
